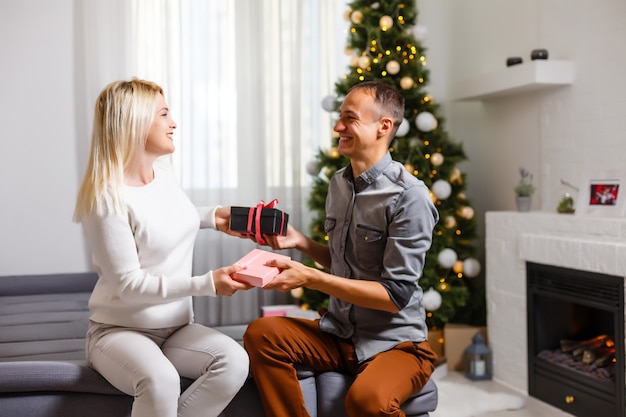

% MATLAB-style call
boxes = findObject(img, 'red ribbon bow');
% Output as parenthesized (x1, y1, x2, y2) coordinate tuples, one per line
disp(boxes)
(247, 199, 280, 245)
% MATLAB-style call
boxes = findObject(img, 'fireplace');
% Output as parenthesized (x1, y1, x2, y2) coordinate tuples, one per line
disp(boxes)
(485, 212, 626, 412)
(527, 262, 624, 416)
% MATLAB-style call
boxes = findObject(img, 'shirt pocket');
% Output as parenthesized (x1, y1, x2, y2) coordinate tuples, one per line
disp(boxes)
(355, 224, 384, 269)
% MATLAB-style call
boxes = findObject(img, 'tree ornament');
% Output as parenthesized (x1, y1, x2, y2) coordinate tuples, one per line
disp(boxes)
(306, 159, 321, 176)
(404, 163, 414, 173)
(386, 60, 400, 75)
(458, 206, 475, 219)
(396, 118, 410, 137)
(463, 258, 481, 278)
(351, 56, 360, 67)
(370, 2, 380, 9)
(444, 215, 457, 229)
(345, 47, 354, 56)
(290, 287, 304, 299)
(432, 179, 452, 200)
(351, 10, 363, 24)
(438, 248, 458, 268)
(453, 260, 464, 274)
(450, 167, 462, 183)
(430, 152, 444, 167)
(400, 76, 414, 90)
(415, 111, 438, 132)
(321, 95, 337, 112)
(414, 25, 429, 42)
(379, 15, 394, 30)
(409, 138, 421, 148)
(423, 288, 443, 311)
(329, 147, 340, 158)
(358, 55, 371, 69)
(343, 9, 352, 21)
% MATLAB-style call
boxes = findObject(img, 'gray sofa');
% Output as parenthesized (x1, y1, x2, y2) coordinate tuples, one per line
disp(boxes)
(0, 272, 437, 417)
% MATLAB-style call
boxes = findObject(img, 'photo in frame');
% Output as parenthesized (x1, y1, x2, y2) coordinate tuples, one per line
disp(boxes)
(576, 170, 626, 216)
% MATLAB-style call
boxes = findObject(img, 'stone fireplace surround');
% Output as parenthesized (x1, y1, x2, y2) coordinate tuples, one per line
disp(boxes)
(485, 211, 626, 394)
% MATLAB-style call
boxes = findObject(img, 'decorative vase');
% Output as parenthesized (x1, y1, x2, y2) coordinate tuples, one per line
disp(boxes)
(516, 196, 532, 212)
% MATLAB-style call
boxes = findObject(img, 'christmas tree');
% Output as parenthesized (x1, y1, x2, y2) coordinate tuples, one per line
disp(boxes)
(299, 0, 484, 329)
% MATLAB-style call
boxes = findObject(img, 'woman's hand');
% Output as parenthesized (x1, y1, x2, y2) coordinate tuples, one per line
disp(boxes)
(213, 264, 254, 296)
(214, 206, 249, 239)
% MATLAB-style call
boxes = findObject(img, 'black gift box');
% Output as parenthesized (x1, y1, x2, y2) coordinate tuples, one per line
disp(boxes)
(230, 206, 289, 236)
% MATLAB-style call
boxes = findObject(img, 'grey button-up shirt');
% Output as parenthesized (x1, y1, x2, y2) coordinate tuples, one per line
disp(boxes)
(319, 152, 439, 362)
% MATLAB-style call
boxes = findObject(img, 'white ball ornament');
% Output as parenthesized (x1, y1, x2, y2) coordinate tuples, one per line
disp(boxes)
(431, 180, 452, 200)
(415, 112, 438, 132)
(423, 288, 442, 311)
(438, 248, 458, 269)
(414, 25, 429, 42)
(430, 152, 444, 167)
(396, 118, 410, 137)
(463, 258, 481, 278)
(379, 15, 394, 30)
(386, 60, 400, 75)
(321, 95, 337, 112)
(306, 159, 321, 176)
(400, 76, 414, 90)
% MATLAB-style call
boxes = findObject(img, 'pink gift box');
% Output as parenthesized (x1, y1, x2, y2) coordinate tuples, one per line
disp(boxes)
(233, 249, 291, 287)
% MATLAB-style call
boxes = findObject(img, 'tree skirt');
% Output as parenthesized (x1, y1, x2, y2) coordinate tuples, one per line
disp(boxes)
(431, 380, 526, 417)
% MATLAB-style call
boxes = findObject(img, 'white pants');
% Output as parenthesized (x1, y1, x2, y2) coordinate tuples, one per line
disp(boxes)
(86, 321, 249, 417)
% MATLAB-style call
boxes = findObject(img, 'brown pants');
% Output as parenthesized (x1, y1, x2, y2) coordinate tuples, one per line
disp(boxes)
(243, 316, 437, 417)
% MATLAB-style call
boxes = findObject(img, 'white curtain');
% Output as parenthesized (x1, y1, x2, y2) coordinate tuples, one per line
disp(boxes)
(75, 0, 348, 326)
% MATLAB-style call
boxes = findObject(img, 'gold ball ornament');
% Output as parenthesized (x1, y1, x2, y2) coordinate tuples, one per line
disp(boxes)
(379, 15, 394, 30)
(400, 76, 414, 90)
(453, 260, 464, 274)
(430, 152, 444, 167)
(450, 167, 462, 184)
(351, 56, 360, 67)
(358, 56, 371, 69)
(386, 60, 400, 75)
(444, 215, 457, 229)
(351, 10, 364, 24)
(458, 206, 475, 219)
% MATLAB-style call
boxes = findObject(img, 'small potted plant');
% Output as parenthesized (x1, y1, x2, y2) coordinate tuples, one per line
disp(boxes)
(514, 167, 535, 211)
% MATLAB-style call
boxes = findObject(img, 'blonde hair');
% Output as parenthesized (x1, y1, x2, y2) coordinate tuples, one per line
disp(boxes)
(74, 78, 164, 221)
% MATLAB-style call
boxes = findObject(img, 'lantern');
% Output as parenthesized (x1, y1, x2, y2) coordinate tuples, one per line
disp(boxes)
(463, 332, 492, 381)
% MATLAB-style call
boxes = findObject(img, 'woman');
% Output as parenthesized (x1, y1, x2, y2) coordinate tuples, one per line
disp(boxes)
(74, 78, 252, 417)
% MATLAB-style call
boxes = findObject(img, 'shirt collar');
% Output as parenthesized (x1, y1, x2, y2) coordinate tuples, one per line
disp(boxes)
(343, 152, 393, 192)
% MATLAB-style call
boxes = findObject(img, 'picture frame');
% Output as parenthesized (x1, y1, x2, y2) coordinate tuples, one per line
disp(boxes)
(576, 170, 626, 216)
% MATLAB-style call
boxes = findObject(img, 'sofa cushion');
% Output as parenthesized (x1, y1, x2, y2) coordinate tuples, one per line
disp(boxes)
(0, 361, 125, 395)
(315, 372, 437, 417)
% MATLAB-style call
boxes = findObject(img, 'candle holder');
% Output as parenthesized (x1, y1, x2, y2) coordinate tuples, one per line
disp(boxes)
(463, 332, 493, 381)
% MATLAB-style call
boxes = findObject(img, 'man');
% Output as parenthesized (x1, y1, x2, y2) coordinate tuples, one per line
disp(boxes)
(243, 81, 439, 417)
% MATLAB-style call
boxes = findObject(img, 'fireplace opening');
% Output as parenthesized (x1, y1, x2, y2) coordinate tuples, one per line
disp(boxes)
(527, 262, 624, 417)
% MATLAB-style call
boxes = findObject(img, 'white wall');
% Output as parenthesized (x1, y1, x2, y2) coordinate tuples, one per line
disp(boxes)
(2, 0, 625, 276)
(0, 0, 90, 275)
(443, 0, 626, 213)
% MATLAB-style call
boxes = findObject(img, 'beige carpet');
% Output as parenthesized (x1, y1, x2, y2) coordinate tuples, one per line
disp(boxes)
(431, 379, 526, 417)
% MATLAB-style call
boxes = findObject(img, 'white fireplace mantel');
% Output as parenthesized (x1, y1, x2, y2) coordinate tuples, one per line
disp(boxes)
(485, 211, 626, 394)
